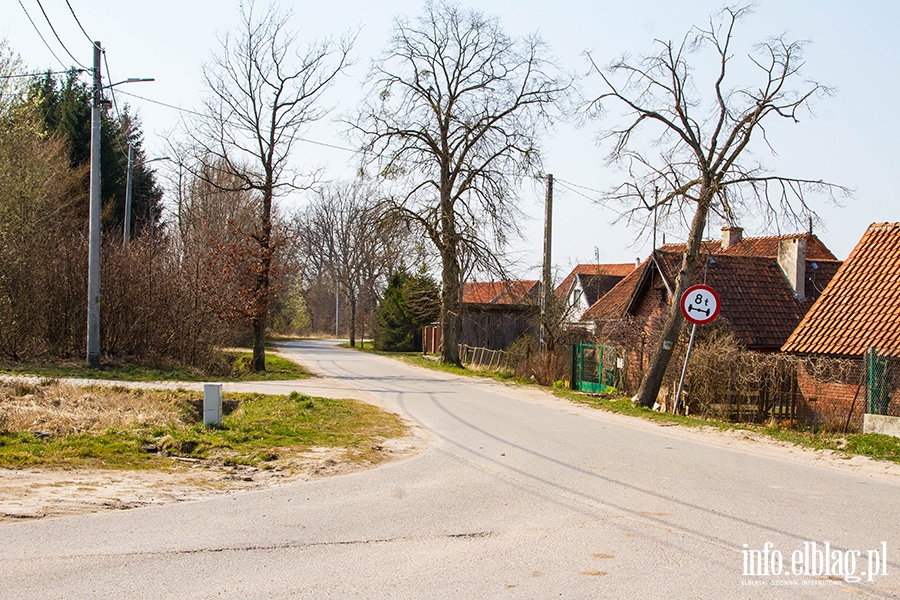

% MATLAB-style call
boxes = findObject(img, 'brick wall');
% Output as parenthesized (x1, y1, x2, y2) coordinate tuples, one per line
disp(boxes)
(795, 361, 864, 430)
(795, 358, 900, 431)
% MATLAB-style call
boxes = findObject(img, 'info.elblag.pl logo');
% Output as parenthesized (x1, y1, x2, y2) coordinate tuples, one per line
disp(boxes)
(742, 541, 888, 584)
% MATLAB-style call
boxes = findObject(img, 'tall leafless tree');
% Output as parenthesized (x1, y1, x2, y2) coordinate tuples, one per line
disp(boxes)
(353, 1, 570, 365)
(587, 6, 847, 407)
(190, 0, 352, 370)
(295, 180, 408, 346)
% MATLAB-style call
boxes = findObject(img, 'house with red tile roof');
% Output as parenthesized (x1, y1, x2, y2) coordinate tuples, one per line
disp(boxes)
(555, 263, 636, 327)
(462, 280, 540, 306)
(782, 223, 900, 429)
(458, 279, 540, 349)
(783, 223, 900, 358)
(583, 227, 841, 351)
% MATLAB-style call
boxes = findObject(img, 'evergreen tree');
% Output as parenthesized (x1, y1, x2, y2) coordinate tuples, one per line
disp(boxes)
(375, 268, 440, 352)
(19, 70, 162, 236)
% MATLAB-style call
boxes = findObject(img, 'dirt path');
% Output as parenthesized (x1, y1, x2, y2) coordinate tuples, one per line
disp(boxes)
(0, 436, 420, 522)
(0, 363, 424, 523)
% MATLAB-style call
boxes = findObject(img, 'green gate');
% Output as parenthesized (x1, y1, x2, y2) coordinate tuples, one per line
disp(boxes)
(866, 347, 891, 415)
(571, 342, 619, 393)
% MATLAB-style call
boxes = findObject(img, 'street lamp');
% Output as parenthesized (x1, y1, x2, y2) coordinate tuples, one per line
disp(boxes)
(334, 261, 341, 338)
(86, 39, 153, 368)
(124, 151, 169, 243)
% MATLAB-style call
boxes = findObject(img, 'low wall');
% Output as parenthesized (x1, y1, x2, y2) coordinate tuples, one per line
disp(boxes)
(863, 414, 900, 439)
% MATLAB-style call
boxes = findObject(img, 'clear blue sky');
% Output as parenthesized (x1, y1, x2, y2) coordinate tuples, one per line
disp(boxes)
(5, 1, 898, 278)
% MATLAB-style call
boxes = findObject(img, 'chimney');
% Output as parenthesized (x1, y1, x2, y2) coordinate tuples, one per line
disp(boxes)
(777, 237, 807, 301)
(721, 226, 743, 250)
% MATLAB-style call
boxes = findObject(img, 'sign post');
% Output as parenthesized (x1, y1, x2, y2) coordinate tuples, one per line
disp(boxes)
(673, 284, 721, 414)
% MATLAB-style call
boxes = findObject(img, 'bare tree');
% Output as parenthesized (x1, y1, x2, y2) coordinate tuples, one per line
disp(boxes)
(190, 1, 352, 370)
(295, 180, 408, 346)
(587, 6, 847, 407)
(353, 1, 569, 365)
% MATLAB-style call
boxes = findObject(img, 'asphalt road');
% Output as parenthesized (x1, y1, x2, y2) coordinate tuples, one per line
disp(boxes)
(1, 339, 898, 599)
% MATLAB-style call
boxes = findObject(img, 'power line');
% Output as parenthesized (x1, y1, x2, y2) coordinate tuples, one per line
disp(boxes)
(101, 52, 134, 165)
(64, 0, 93, 44)
(102, 51, 121, 119)
(115, 89, 206, 117)
(33, 0, 89, 70)
(555, 176, 634, 222)
(554, 177, 603, 196)
(16, 0, 67, 70)
(0, 68, 86, 79)
(114, 89, 359, 153)
(296, 136, 357, 153)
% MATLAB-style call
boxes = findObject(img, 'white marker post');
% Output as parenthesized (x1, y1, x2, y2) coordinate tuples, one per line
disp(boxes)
(673, 284, 721, 414)
(203, 383, 223, 428)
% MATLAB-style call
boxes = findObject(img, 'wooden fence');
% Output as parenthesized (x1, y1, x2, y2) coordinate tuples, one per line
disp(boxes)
(459, 344, 510, 372)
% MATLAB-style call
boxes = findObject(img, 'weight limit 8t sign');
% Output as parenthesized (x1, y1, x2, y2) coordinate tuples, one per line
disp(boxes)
(680, 284, 720, 325)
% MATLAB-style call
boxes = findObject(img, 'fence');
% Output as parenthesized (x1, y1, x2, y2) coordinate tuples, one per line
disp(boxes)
(459, 344, 511, 372)
(676, 348, 900, 430)
(680, 351, 802, 423)
(864, 348, 899, 416)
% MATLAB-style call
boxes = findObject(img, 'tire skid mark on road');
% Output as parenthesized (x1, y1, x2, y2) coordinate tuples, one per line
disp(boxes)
(0, 530, 498, 563)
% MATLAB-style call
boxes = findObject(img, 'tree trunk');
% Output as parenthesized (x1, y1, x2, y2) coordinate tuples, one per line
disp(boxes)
(251, 180, 274, 372)
(349, 293, 357, 348)
(252, 319, 266, 372)
(634, 191, 712, 407)
(440, 248, 462, 366)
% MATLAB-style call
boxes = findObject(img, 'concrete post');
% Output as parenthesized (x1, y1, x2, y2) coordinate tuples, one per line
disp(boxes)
(86, 41, 103, 369)
(203, 383, 223, 428)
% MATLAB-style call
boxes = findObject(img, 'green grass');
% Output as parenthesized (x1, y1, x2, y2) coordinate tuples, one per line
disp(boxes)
(338, 341, 375, 351)
(362, 349, 900, 465)
(0, 389, 405, 469)
(0, 351, 309, 383)
(343, 343, 532, 385)
(556, 387, 900, 463)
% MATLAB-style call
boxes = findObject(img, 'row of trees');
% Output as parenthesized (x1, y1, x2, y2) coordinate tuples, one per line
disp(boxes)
(2, 2, 843, 408)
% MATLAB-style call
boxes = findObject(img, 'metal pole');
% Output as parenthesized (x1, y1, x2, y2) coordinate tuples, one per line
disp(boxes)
(334, 262, 340, 338)
(86, 41, 102, 369)
(540, 174, 553, 351)
(672, 323, 697, 414)
(124, 143, 134, 243)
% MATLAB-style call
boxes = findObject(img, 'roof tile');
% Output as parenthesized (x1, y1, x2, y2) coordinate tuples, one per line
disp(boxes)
(783, 223, 900, 357)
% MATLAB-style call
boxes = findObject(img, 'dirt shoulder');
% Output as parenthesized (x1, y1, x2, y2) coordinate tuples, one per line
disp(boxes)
(0, 435, 421, 522)
(0, 368, 427, 523)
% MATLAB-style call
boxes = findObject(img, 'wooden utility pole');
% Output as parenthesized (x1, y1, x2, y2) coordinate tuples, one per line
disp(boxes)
(540, 174, 553, 351)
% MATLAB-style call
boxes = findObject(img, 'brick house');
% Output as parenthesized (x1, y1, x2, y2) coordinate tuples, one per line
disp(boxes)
(581, 227, 842, 392)
(782, 222, 900, 429)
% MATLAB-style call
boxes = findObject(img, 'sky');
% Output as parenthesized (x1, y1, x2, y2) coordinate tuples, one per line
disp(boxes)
(4, 0, 899, 281)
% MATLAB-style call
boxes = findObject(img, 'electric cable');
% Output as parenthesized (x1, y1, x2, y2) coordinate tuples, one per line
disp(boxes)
(16, 0, 67, 70)
(114, 88, 359, 153)
(33, 0, 89, 70)
(64, 0, 93, 44)
(0, 69, 85, 79)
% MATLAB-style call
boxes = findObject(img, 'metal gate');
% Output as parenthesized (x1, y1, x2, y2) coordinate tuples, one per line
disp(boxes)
(571, 341, 619, 393)
(865, 347, 894, 415)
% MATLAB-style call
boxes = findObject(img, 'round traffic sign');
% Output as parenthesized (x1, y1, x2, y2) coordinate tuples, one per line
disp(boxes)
(680, 284, 720, 325)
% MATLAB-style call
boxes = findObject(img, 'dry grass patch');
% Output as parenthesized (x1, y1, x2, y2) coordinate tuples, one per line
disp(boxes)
(0, 382, 407, 470)
(0, 382, 191, 436)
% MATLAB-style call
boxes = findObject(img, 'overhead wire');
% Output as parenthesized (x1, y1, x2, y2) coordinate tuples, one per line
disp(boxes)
(33, 0, 89, 70)
(64, 0, 94, 44)
(0, 69, 85, 79)
(554, 176, 633, 222)
(114, 88, 359, 153)
(16, 0, 67, 70)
